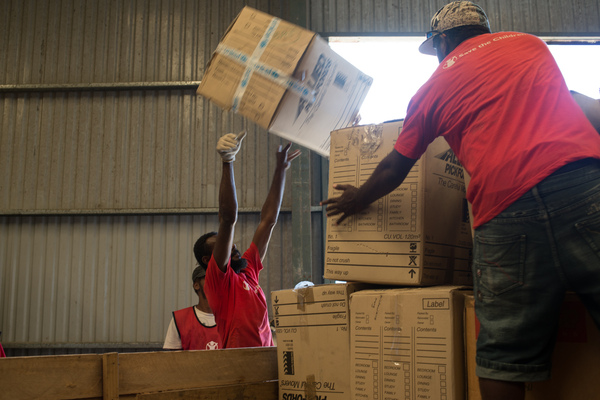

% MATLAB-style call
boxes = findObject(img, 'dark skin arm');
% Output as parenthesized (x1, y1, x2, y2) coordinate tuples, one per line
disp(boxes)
(571, 91, 600, 134)
(253, 143, 301, 261)
(212, 161, 237, 273)
(320, 150, 417, 225)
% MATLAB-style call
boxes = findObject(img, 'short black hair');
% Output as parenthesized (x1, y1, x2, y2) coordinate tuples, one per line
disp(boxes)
(193, 231, 217, 267)
(440, 24, 491, 50)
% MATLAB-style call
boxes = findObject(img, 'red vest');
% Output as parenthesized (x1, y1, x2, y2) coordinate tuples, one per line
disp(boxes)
(173, 307, 221, 350)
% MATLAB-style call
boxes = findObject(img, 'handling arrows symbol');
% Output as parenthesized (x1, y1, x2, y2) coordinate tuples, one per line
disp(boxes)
(409, 269, 416, 278)
(274, 296, 279, 304)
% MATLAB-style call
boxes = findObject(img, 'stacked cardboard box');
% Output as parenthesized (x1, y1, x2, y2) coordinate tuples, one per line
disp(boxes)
(465, 293, 600, 400)
(272, 120, 473, 400)
(324, 120, 472, 286)
(272, 283, 470, 400)
(350, 286, 468, 400)
(197, 6, 373, 157)
(271, 283, 373, 400)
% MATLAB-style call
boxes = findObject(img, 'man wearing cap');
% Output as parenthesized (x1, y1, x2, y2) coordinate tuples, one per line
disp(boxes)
(163, 265, 221, 350)
(195, 132, 301, 349)
(321, 2, 600, 399)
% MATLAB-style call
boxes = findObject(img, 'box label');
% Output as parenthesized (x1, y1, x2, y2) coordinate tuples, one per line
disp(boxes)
(351, 289, 464, 400)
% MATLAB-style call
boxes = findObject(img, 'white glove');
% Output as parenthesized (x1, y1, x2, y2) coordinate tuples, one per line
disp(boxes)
(216, 130, 247, 162)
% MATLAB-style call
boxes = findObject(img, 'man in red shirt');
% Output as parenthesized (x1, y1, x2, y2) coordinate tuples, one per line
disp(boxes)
(195, 132, 300, 349)
(321, 2, 600, 399)
(163, 265, 221, 350)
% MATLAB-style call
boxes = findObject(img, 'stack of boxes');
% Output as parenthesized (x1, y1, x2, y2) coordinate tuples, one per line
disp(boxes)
(272, 120, 473, 400)
(272, 118, 600, 400)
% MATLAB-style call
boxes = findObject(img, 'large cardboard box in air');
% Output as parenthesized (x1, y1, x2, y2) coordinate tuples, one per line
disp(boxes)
(465, 293, 600, 400)
(271, 283, 373, 400)
(324, 120, 472, 286)
(197, 6, 373, 157)
(350, 286, 468, 400)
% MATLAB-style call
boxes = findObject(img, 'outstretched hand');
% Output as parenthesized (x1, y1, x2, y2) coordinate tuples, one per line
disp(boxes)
(217, 130, 247, 162)
(320, 184, 367, 225)
(276, 143, 301, 170)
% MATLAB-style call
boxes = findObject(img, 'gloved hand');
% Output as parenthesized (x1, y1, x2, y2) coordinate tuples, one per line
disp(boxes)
(216, 130, 247, 162)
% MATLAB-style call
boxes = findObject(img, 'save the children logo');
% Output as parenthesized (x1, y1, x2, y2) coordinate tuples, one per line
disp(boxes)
(206, 341, 219, 350)
(443, 56, 458, 69)
(243, 281, 259, 294)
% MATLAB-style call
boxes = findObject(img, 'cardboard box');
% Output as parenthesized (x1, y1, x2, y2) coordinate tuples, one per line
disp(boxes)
(350, 286, 468, 400)
(271, 283, 372, 400)
(324, 120, 472, 286)
(464, 293, 600, 400)
(197, 6, 373, 157)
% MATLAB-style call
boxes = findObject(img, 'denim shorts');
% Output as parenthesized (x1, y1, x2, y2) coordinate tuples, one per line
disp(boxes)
(473, 158, 600, 382)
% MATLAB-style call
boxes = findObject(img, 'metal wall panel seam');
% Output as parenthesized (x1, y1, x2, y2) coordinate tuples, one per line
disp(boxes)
(0, 82, 202, 93)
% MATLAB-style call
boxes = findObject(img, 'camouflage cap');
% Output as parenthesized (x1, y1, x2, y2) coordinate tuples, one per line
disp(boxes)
(419, 1, 490, 55)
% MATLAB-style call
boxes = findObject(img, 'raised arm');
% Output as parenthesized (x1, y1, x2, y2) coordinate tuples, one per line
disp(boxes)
(212, 132, 246, 273)
(321, 149, 417, 225)
(252, 143, 301, 261)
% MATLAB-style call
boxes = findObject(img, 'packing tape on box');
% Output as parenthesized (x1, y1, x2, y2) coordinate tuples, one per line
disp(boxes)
(294, 286, 315, 311)
(304, 374, 317, 399)
(215, 18, 316, 113)
(349, 124, 384, 155)
(295, 287, 314, 344)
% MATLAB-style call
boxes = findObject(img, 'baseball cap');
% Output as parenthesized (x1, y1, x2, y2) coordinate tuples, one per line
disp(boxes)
(419, 1, 490, 55)
(294, 281, 315, 290)
(192, 265, 206, 282)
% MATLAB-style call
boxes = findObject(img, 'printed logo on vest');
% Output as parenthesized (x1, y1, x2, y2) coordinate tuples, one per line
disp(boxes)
(206, 341, 219, 350)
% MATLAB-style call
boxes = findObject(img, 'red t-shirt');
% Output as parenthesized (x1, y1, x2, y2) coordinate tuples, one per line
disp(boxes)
(204, 242, 273, 348)
(395, 32, 600, 229)
(173, 307, 221, 350)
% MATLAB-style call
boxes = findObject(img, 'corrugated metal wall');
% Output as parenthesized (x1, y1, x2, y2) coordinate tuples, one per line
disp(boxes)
(0, 0, 323, 355)
(2, 0, 599, 355)
(0, 0, 292, 212)
(0, 213, 305, 355)
(307, 0, 600, 33)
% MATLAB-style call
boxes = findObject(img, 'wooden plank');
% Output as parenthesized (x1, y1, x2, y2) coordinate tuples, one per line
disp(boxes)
(118, 347, 278, 396)
(0, 354, 103, 400)
(103, 352, 119, 400)
(135, 381, 278, 400)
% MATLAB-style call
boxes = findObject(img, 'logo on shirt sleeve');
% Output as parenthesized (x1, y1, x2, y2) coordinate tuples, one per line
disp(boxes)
(443, 56, 458, 69)
(243, 280, 260, 294)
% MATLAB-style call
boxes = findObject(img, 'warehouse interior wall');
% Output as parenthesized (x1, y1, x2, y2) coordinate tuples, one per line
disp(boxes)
(1, 0, 599, 356)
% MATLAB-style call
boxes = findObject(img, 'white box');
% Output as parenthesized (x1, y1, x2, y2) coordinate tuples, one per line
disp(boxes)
(350, 286, 467, 400)
(325, 120, 472, 286)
